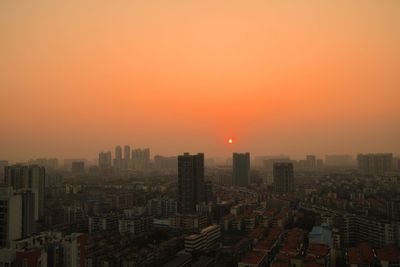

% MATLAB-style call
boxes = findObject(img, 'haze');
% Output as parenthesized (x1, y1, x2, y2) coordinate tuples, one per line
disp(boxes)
(1, 1, 399, 162)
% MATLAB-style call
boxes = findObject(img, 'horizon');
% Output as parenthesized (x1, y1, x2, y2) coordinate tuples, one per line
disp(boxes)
(1, 1, 400, 162)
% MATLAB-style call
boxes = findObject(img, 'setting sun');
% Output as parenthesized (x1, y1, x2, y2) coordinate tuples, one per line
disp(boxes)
(228, 138, 233, 144)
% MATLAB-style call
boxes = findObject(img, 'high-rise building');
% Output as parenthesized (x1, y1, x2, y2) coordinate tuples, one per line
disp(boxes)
(21, 190, 36, 237)
(232, 153, 250, 187)
(147, 198, 177, 218)
(357, 153, 393, 175)
(0, 187, 22, 247)
(273, 162, 294, 193)
(325, 154, 354, 166)
(132, 148, 150, 170)
(98, 151, 112, 171)
(154, 155, 177, 170)
(306, 155, 316, 169)
(71, 161, 85, 173)
(114, 145, 122, 169)
(124, 145, 131, 169)
(29, 158, 58, 170)
(4, 165, 45, 220)
(0, 160, 9, 181)
(178, 153, 204, 214)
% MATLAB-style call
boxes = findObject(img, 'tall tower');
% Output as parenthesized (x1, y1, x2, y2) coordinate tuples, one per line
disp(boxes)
(273, 162, 294, 193)
(114, 145, 122, 169)
(357, 153, 393, 175)
(232, 153, 250, 187)
(4, 165, 45, 221)
(0, 187, 22, 248)
(124, 145, 131, 169)
(306, 155, 316, 169)
(99, 151, 112, 171)
(178, 153, 204, 214)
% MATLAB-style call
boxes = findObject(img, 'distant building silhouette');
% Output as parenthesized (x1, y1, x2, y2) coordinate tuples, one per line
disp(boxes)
(232, 153, 250, 187)
(306, 155, 317, 169)
(71, 161, 85, 173)
(0, 187, 22, 247)
(132, 148, 150, 170)
(98, 151, 112, 171)
(114, 145, 122, 169)
(124, 145, 131, 169)
(357, 153, 393, 175)
(0, 160, 9, 180)
(154, 155, 177, 170)
(178, 153, 204, 214)
(4, 165, 45, 221)
(325, 154, 354, 166)
(273, 162, 294, 193)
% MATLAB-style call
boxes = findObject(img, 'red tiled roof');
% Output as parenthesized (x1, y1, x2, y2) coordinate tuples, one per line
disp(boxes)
(347, 243, 375, 265)
(267, 227, 283, 242)
(275, 252, 289, 261)
(376, 245, 400, 262)
(248, 227, 265, 239)
(240, 251, 266, 265)
(308, 243, 329, 258)
(254, 240, 274, 252)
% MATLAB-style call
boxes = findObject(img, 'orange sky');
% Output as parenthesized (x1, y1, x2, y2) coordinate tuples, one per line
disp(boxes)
(1, 1, 399, 161)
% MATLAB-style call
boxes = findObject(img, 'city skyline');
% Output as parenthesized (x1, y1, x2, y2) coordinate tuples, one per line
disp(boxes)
(1, 2, 400, 266)
(1, 1, 400, 161)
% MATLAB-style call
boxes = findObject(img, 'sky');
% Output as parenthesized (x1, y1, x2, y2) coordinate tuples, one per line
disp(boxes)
(1, 1, 400, 162)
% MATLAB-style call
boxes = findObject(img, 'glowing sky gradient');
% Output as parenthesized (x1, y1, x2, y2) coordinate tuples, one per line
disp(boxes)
(1, 1, 400, 161)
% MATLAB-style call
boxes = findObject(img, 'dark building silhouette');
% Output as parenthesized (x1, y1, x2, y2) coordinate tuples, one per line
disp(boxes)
(114, 145, 122, 169)
(21, 190, 36, 237)
(178, 153, 204, 214)
(306, 155, 317, 169)
(4, 165, 45, 221)
(124, 145, 131, 169)
(154, 155, 177, 170)
(273, 162, 294, 193)
(71, 161, 85, 173)
(232, 153, 250, 187)
(132, 148, 150, 170)
(357, 153, 393, 175)
(98, 151, 112, 171)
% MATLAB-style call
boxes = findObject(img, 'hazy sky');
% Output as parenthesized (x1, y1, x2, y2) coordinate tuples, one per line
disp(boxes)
(1, 1, 400, 162)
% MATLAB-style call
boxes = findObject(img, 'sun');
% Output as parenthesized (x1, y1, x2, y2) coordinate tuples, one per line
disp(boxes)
(228, 138, 233, 144)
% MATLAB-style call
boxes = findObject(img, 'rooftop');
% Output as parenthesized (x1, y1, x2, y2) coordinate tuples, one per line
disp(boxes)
(376, 245, 400, 262)
(239, 251, 266, 265)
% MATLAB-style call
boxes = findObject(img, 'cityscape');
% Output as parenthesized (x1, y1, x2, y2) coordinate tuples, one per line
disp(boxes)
(0, 150, 399, 266)
(1, 1, 400, 267)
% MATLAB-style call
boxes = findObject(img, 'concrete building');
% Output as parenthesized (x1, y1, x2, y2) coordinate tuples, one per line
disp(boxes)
(170, 213, 208, 234)
(4, 165, 45, 221)
(98, 151, 112, 172)
(147, 198, 177, 218)
(123, 145, 131, 169)
(88, 213, 124, 233)
(114, 145, 123, 169)
(273, 162, 294, 193)
(118, 216, 153, 235)
(306, 155, 317, 170)
(309, 224, 333, 248)
(232, 153, 250, 187)
(154, 155, 177, 170)
(0, 187, 22, 247)
(325, 154, 353, 166)
(177, 153, 204, 214)
(132, 148, 150, 170)
(71, 161, 85, 173)
(184, 225, 220, 254)
(357, 153, 393, 175)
